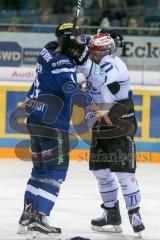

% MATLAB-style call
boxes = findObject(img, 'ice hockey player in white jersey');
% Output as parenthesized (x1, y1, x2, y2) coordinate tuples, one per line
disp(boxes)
(75, 33, 145, 235)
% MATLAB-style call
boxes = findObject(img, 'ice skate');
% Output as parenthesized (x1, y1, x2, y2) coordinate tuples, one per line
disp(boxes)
(26, 212, 61, 240)
(17, 202, 32, 234)
(91, 201, 122, 233)
(128, 207, 145, 235)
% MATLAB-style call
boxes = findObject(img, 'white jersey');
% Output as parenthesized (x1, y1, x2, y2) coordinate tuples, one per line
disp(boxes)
(77, 55, 130, 105)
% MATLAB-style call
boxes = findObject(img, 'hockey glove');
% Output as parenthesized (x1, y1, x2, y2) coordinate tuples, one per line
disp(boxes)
(61, 38, 89, 65)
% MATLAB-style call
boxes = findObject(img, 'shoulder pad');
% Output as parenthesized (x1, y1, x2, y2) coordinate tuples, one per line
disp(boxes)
(44, 41, 58, 51)
(38, 43, 75, 72)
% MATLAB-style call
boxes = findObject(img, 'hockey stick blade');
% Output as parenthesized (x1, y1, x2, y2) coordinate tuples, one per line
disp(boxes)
(55, 236, 90, 240)
(66, 237, 90, 240)
(26, 234, 90, 240)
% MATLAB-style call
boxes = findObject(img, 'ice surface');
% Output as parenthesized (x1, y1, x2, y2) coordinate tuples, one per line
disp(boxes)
(0, 159, 160, 240)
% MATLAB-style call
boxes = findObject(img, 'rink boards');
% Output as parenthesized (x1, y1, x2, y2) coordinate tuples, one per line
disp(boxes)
(0, 83, 160, 163)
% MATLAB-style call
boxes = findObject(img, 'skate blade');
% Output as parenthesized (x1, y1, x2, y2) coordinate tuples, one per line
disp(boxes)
(91, 224, 123, 233)
(17, 224, 28, 234)
(26, 231, 60, 240)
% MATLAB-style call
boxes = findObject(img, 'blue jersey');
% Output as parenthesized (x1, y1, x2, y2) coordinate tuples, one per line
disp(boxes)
(26, 41, 92, 130)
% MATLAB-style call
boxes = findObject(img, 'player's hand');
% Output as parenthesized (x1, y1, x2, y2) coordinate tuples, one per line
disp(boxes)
(61, 38, 89, 65)
(102, 115, 112, 125)
(88, 103, 112, 125)
(96, 111, 112, 125)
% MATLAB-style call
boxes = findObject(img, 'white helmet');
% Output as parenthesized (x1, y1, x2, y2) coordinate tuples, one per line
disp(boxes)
(88, 33, 115, 54)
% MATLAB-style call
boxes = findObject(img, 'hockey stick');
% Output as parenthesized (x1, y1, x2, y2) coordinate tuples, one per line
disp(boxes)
(73, 0, 82, 30)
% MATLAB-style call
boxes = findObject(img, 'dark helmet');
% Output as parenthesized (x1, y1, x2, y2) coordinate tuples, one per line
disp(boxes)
(55, 22, 82, 38)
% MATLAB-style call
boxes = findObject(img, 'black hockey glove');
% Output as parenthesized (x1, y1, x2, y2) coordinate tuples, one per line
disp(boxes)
(61, 38, 89, 65)
(108, 30, 124, 48)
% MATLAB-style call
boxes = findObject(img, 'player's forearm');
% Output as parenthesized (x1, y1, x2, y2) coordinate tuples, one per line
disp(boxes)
(77, 59, 92, 79)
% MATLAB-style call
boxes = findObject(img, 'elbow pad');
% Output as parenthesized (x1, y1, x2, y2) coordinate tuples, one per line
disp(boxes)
(107, 81, 120, 95)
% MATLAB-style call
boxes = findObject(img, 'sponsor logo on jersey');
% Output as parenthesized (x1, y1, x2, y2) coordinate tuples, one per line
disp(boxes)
(94, 65, 104, 77)
(52, 62, 56, 67)
(52, 59, 71, 68)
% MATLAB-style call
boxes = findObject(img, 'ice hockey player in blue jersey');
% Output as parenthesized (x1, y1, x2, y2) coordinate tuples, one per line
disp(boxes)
(17, 22, 104, 240)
